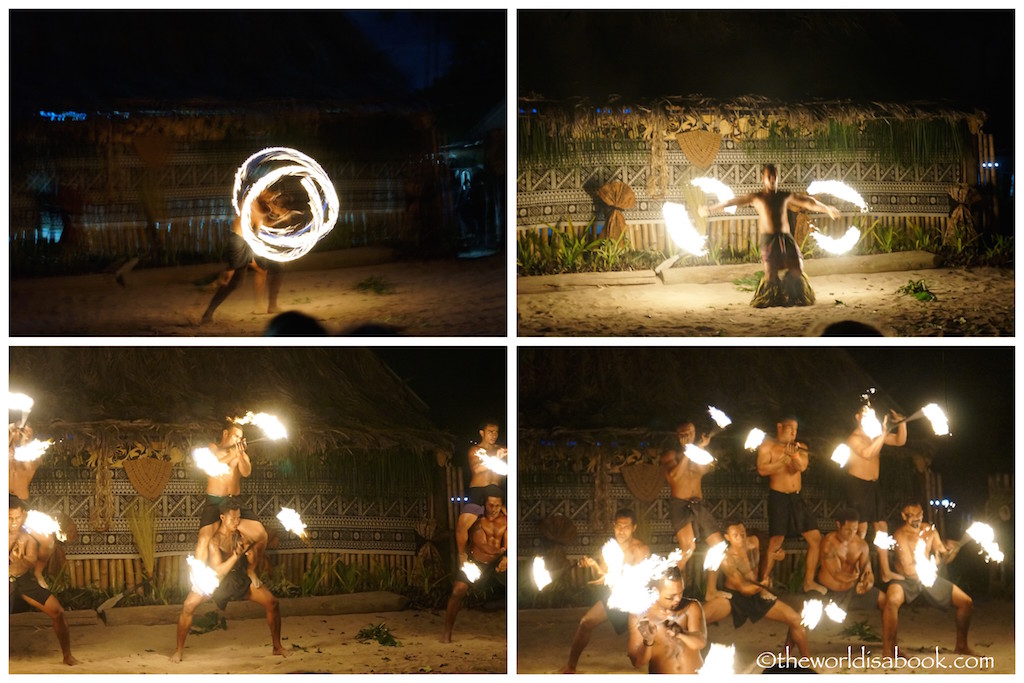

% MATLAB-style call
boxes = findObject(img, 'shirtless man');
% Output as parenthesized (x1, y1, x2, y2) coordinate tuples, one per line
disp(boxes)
(881, 502, 974, 658)
(699, 164, 841, 307)
(442, 494, 507, 643)
(844, 406, 907, 582)
(560, 508, 651, 673)
(703, 520, 810, 658)
(626, 566, 707, 674)
(757, 417, 826, 594)
(9, 498, 78, 666)
(817, 508, 884, 611)
(660, 421, 732, 599)
(9, 424, 56, 588)
(171, 499, 290, 662)
(195, 421, 268, 589)
(200, 188, 298, 323)
(456, 420, 507, 565)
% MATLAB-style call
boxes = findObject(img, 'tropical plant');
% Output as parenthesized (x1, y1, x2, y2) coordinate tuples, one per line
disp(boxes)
(896, 279, 937, 301)
(356, 622, 402, 647)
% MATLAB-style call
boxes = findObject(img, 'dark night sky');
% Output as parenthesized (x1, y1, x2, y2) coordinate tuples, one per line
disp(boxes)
(518, 10, 1014, 158)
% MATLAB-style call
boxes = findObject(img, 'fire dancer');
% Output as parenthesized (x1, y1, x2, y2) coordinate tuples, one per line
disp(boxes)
(442, 494, 507, 643)
(816, 508, 884, 610)
(843, 406, 907, 582)
(703, 520, 810, 658)
(881, 502, 975, 658)
(195, 421, 268, 589)
(559, 508, 651, 673)
(660, 421, 732, 599)
(9, 424, 56, 589)
(9, 497, 78, 666)
(200, 188, 298, 324)
(455, 420, 507, 565)
(171, 499, 289, 662)
(626, 566, 707, 674)
(757, 417, 826, 594)
(698, 164, 841, 307)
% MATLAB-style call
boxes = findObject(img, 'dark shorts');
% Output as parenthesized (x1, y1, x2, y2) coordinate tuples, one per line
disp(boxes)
(211, 559, 251, 610)
(668, 497, 721, 540)
(724, 589, 776, 627)
(842, 475, 885, 524)
(455, 557, 507, 590)
(10, 571, 53, 614)
(225, 232, 279, 272)
(598, 586, 631, 635)
(760, 232, 802, 272)
(199, 495, 259, 529)
(826, 585, 882, 611)
(768, 489, 819, 538)
(888, 577, 955, 609)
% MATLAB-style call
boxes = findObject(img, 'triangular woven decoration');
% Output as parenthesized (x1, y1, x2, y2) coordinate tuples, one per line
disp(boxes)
(124, 457, 173, 501)
(538, 514, 578, 546)
(675, 130, 722, 169)
(596, 181, 636, 211)
(620, 462, 665, 503)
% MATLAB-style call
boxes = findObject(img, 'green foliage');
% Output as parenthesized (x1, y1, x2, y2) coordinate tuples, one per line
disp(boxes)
(399, 561, 452, 610)
(733, 271, 764, 292)
(354, 275, 395, 295)
(190, 610, 228, 635)
(263, 564, 301, 598)
(841, 619, 882, 643)
(356, 622, 402, 647)
(896, 279, 937, 301)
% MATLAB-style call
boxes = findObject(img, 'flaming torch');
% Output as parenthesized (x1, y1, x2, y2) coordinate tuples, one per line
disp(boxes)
(744, 428, 766, 451)
(806, 180, 869, 213)
(859, 407, 883, 439)
(707, 406, 732, 436)
(914, 541, 938, 587)
(873, 530, 896, 550)
(186, 555, 221, 596)
(606, 549, 683, 614)
(233, 412, 288, 441)
(24, 510, 67, 543)
(276, 507, 307, 540)
(691, 178, 737, 214)
(703, 540, 728, 571)
(8, 392, 34, 427)
(801, 599, 824, 629)
(14, 439, 53, 463)
(824, 601, 847, 624)
(830, 444, 852, 468)
(461, 561, 482, 583)
(964, 522, 1004, 563)
(601, 538, 625, 587)
(532, 556, 553, 590)
(661, 202, 708, 257)
(475, 449, 509, 476)
(810, 223, 861, 255)
(684, 443, 714, 466)
(192, 447, 231, 478)
(698, 643, 736, 676)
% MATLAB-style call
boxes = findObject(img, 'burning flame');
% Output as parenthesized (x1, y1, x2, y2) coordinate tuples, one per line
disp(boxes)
(801, 599, 824, 628)
(475, 449, 509, 476)
(830, 444, 851, 468)
(914, 538, 938, 587)
(24, 510, 67, 543)
(684, 443, 714, 466)
(601, 538, 625, 587)
(14, 439, 52, 463)
(691, 177, 737, 214)
(811, 226, 861, 254)
(744, 428, 766, 450)
(461, 561, 482, 583)
(860, 408, 883, 439)
(187, 555, 221, 596)
(707, 406, 732, 429)
(698, 643, 736, 676)
(533, 556, 552, 590)
(806, 180, 869, 212)
(606, 549, 684, 614)
(921, 404, 949, 436)
(8, 392, 34, 413)
(276, 507, 307, 538)
(703, 540, 727, 571)
(662, 202, 708, 256)
(193, 447, 231, 478)
(824, 601, 847, 623)
(234, 412, 288, 440)
(873, 530, 896, 550)
(965, 522, 1004, 563)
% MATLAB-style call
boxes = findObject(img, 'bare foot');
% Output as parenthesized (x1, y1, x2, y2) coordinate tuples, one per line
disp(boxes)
(268, 305, 280, 315)
(441, 634, 452, 644)
(954, 645, 978, 656)
(880, 571, 905, 583)
(557, 666, 576, 673)
(64, 655, 80, 666)
(273, 646, 293, 657)
(198, 313, 214, 326)
(759, 577, 773, 589)
(169, 652, 183, 663)
(803, 580, 828, 595)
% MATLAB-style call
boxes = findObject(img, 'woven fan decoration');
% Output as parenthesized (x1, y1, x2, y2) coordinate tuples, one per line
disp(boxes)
(596, 180, 636, 240)
(539, 514, 578, 546)
(124, 457, 173, 501)
(675, 130, 722, 169)
(620, 462, 665, 503)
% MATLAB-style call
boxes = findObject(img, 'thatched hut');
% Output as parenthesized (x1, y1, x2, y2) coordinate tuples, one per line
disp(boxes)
(517, 95, 996, 257)
(518, 347, 944, 589)
(9, 347, 457, 594)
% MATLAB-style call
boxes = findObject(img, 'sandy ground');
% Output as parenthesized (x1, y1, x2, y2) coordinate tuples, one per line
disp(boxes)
(517, 597, 1013, 674)
(10, 607, 506, 674)
(10, 249, 506, 337)
(517, 267, 1014, 337)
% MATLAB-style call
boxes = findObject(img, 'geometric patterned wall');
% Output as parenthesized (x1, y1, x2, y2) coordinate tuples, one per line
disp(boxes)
(517, 137, 962, 229)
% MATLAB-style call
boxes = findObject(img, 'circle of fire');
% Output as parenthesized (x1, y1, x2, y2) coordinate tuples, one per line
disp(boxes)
(233, 147, 340, 263)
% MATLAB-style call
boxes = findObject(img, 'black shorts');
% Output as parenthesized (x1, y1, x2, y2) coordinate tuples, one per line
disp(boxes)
(211, 560, 252, 610)
(225, 232, 279, 272)
(10, 572, 54, 614)
(668, 497, 721, 540)
(455, 557, 507, 590)
(598, 586, 631, 635)
(826, 585, 882, 611)
(889, 577, 955, 609)
(199, 495, 260, 529)
(724, 589, 776, 627)
(767, 489, 818, 538)
(842, 475, 885, 524)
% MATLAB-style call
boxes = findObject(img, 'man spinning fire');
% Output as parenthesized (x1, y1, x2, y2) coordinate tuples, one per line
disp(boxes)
(455, 420, 507, 565)
(699, 164, 841, 307)
(9, 422, 57, 589)
(626, 566, 707, 674)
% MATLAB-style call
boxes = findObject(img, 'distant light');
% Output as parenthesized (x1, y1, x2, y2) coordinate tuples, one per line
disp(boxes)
(531, 108, 537, 114)
(518, 108, 524, 114)
(623, 108, 632, 114)
(39, 110, 86, 122)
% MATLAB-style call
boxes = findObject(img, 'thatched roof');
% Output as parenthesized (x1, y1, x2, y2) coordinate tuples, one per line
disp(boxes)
(9, 347, 452, 459)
